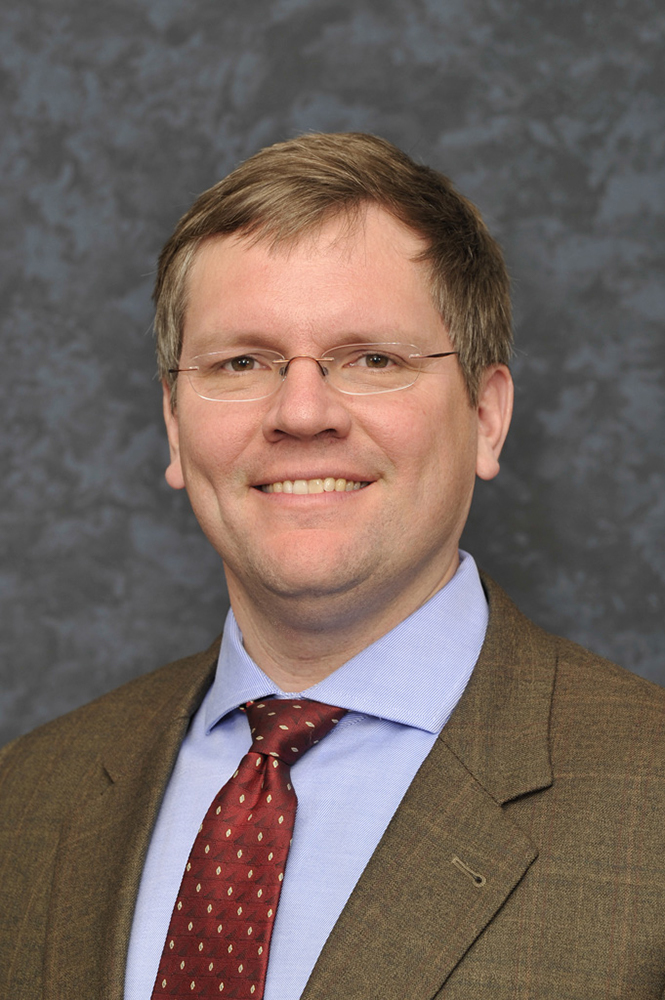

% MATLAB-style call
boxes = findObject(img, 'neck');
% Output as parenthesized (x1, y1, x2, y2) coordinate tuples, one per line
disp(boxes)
(225, 553, 460, 691)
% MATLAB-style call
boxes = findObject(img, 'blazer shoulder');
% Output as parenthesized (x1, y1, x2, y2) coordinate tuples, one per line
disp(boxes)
(0, 636, 220, 800)
(549, 630, 665, 768)
(479, 572, 665, 776)
(552, 629, 665, 702)
(482, 570, 664, 710)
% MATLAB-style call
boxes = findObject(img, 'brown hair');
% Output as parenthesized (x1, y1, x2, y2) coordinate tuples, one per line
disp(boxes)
(154, 132, 512, 404)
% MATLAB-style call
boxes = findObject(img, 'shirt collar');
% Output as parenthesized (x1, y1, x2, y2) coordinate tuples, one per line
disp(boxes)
(204, 550, 488, 736)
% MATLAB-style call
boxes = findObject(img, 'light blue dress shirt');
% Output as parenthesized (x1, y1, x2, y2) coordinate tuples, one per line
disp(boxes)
(124, 551, 488, 1000)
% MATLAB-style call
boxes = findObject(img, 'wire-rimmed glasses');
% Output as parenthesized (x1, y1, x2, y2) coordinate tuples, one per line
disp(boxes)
(169, 343, 458, 401)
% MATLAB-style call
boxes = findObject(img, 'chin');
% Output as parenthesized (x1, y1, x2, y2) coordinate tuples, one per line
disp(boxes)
(242, 541, 376, 603)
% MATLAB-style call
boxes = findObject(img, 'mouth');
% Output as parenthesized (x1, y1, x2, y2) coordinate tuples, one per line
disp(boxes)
(257, 477, 372, 495)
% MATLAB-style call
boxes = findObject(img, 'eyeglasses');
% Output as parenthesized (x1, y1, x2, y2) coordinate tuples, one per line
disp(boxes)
(169, 343, 458, 401)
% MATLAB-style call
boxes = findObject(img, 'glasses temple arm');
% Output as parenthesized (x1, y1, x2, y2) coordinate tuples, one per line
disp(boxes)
(408, 351, 459, 359)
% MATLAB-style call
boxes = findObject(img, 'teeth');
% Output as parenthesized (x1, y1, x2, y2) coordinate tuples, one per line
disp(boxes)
(261, 478, 369, 494)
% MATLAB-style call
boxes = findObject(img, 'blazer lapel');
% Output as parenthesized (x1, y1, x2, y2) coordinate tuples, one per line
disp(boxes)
(302, 576, 556, 1000)
(43, 646, 219, 1000)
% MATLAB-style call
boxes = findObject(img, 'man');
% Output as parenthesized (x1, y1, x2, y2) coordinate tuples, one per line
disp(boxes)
(1, 133, 664, 1000)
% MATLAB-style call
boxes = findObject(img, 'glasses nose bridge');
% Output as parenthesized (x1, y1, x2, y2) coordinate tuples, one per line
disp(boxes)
(278, 354, 331, 381)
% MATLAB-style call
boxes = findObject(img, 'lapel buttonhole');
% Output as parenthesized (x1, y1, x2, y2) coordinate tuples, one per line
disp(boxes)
(451, 855, 486, 887)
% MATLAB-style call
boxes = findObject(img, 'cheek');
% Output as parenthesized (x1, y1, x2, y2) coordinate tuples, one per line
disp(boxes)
(387, 396, 468, 466)
(177, 408, 253, 486)
(390, 402, 477, 504)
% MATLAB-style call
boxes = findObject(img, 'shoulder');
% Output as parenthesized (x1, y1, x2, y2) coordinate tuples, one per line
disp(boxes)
(549, 630, 665, 771)
(482, 572, 665, 768)
(0, 637, 220, 798)
(550, 626, 664, 707)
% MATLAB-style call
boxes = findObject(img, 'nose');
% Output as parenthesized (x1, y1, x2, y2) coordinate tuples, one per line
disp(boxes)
(277, 355, 330, 378)
(262, 355, 352, 442)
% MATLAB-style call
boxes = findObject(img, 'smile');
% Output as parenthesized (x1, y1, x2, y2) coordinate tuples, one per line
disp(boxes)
(259, 478, 371, 494)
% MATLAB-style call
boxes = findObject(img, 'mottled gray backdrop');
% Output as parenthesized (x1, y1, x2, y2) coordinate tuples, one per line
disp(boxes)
(1, 0, 663, 746)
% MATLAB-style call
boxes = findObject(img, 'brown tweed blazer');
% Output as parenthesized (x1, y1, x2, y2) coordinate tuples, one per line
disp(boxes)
(1, 576, 665, 999)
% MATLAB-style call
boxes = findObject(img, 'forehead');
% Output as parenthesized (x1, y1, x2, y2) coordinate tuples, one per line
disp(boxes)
(181, 206, 446, 353)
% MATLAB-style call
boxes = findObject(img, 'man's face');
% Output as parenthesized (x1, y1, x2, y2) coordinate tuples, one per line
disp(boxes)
(163, 206, 511, 628)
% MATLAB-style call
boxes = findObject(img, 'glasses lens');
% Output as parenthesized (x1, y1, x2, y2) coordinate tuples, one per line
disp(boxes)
(329, 344, 421, 394)
(186, 350, 283, 400)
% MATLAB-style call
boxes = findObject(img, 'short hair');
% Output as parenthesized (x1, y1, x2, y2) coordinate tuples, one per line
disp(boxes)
(154, 132, 512, 405)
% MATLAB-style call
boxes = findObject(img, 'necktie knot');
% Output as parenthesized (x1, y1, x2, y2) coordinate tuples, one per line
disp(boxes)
(244, 698, 346, 765)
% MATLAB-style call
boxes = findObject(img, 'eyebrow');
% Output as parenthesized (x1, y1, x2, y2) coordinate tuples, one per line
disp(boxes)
(183, 331, 277, 354)
(184, 329, 429, 353)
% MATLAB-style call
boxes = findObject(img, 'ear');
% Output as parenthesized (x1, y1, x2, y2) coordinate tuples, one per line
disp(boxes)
(162, 381, 186, 490)
(475, 365, 514, 481)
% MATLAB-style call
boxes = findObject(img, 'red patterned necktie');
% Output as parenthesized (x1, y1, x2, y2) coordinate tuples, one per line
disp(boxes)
(152, 697, 347, 999)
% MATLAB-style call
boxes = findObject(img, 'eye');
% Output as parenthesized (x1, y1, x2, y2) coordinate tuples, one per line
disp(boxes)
(222, 354, 264, 372)
(350, 350, 404, 369)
